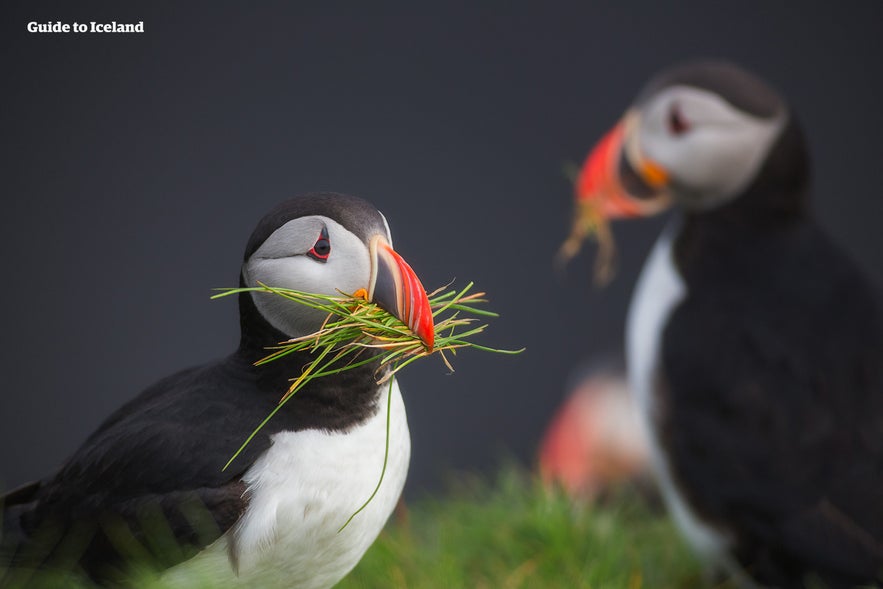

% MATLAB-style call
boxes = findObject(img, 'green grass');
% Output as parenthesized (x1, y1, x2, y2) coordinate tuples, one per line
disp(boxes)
(339, 469, 704, 589)
(4, 468, 704, 588)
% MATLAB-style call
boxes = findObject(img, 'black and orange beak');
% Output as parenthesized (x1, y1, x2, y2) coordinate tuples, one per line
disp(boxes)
(558, 111, 674, 283)
(368, 236, 435, 352)
(575, 110, 672, 219)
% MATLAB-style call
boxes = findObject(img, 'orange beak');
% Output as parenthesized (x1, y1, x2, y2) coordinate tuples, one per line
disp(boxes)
(576, 112, 672, 219)
(558, 112, 673, 284)
(368, 236, 435, 352)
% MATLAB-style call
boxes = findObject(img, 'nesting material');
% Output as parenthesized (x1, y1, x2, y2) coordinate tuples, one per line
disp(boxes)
(557, 199, 617, 286)
(212, 282, 522, 529)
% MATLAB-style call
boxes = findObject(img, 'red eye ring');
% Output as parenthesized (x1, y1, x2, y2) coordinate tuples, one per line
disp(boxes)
(307, 227, 331, 262)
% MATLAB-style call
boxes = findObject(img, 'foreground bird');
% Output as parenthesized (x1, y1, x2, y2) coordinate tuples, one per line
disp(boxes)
(569, 61, 883, 588)
(1, 193, 433, 587)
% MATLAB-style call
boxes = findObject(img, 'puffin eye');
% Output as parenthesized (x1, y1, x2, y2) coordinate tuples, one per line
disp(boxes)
(668, 103, 690, 136)
(306, 227, 331, 262)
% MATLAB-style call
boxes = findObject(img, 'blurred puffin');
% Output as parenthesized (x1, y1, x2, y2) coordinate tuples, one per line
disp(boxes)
(1, 193, 434, 588)
(538, 363, 650, 501)
(567, 62, 883, 588)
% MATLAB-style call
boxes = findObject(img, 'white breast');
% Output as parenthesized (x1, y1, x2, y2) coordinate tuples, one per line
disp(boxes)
(161, 379, 410, 589)
(626, 223, 732, 564)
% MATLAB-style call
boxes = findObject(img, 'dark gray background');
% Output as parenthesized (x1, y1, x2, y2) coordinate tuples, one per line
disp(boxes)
(2, 2, 881, 496)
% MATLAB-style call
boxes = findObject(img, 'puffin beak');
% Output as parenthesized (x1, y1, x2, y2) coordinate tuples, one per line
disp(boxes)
(558, 110, 675, 282)
(575, 110, 672, 220)
(367, 236, 435, 352)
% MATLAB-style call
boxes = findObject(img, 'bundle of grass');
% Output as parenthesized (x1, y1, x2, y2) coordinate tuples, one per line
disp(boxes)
(557, 199, 617, 286)
(212, 281, 522, 528)
(556, 153, 619, 286)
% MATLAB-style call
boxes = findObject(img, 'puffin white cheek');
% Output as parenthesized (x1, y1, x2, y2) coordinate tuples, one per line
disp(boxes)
(645, 120, 784, 207)
(324, 252, 372, 296)
(698, 127, 779, 200)
(243, 254, 373, 338)
(668, 130, 752, 194)
(245, 256, 369, 298)
(245, 257, 313, 292)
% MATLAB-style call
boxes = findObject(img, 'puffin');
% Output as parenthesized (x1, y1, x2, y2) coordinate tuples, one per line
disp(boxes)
(538, 363, 650, 501)
(569, 61, 883, 588)
(0, 192, 434, 588)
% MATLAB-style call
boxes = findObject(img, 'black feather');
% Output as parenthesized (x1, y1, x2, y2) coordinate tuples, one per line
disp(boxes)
(659, 187, 883, 587)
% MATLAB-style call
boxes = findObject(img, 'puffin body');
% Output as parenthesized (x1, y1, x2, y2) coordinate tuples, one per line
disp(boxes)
(1, 193, 433, 587)
(573, 62, 883, 588)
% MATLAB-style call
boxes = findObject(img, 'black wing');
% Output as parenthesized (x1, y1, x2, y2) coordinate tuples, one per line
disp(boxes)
(661, 223, 883, 588)
(1, 356, 285, 583)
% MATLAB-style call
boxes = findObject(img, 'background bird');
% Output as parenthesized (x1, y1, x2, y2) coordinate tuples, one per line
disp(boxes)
(1, 192, 434, 588)
(567, 61, 883, 588)
(538, 361, 651, 501)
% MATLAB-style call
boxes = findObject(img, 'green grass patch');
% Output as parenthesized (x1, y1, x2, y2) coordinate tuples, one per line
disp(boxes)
(339, 469, 704, 589)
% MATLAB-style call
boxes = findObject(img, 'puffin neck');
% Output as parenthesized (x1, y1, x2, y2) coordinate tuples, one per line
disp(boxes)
(236, 278, 291, 364)
(235, 286, 387, 423)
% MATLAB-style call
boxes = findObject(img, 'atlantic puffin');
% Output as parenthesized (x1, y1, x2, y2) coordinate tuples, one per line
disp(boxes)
(569, 61, 883, 588)
(1, 192, 434, 588)
(538, 363, 650, 501)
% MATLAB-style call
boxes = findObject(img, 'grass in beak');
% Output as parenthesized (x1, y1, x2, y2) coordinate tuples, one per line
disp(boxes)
(556, 199, 616, 287)
(211, 282, 523, 529)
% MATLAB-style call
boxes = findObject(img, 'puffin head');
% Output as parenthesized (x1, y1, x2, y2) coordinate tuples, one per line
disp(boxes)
(239, 192, 434, 351)
(575, 60, 809, 220)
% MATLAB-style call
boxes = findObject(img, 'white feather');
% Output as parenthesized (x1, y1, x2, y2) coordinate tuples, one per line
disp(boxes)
(627, 224, 731, 561)
(161, 379, 410, 589)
